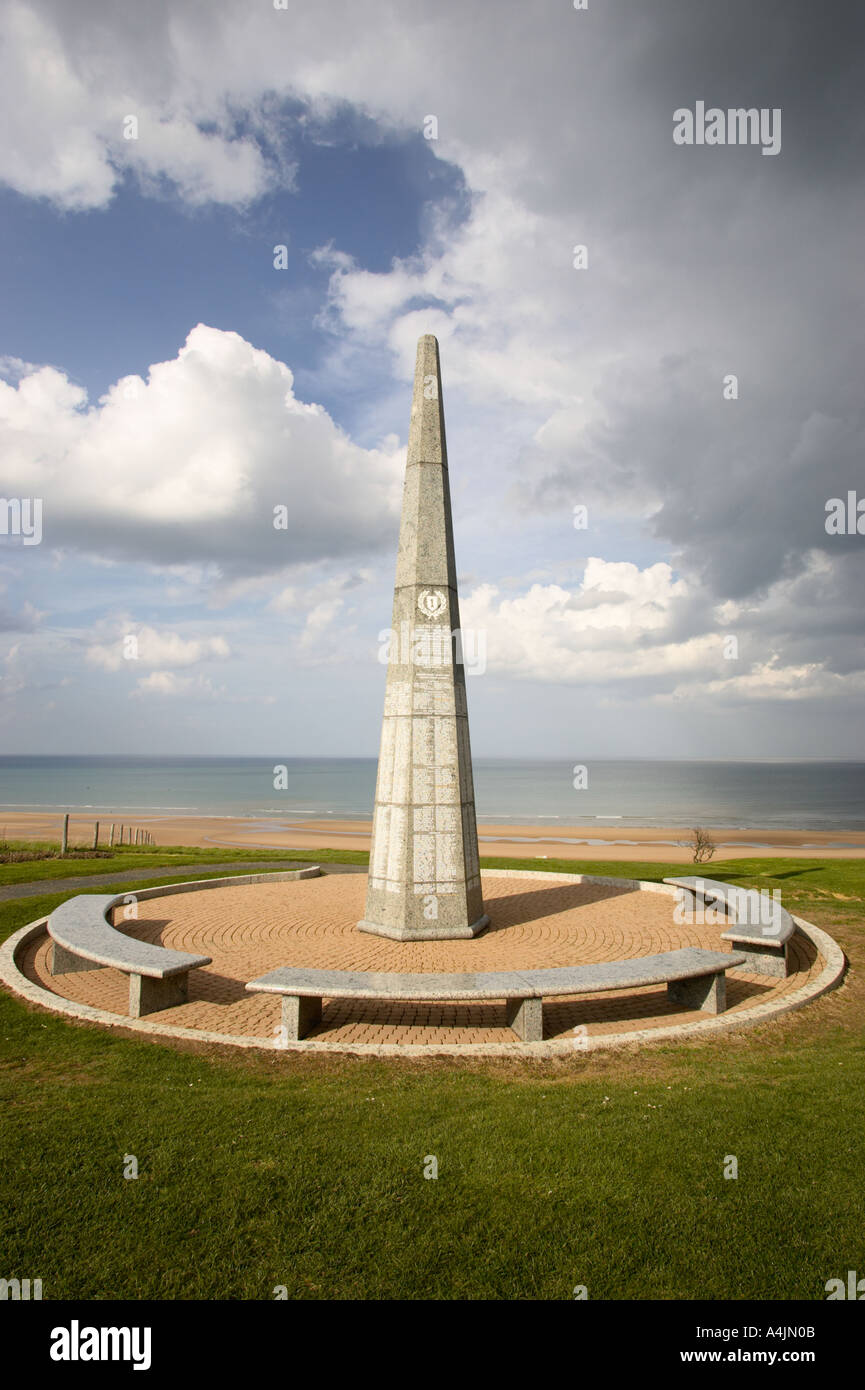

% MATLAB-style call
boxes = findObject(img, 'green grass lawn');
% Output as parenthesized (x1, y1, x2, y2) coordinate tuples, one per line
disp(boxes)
(1, 854, 863, 1300)
(0, 842, 365, 887)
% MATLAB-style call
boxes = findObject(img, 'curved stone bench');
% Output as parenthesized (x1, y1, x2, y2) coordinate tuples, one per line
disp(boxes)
(664, 876, 795, 978)
(247, 946, 746, 1042)
(48, 894, 212, 1018)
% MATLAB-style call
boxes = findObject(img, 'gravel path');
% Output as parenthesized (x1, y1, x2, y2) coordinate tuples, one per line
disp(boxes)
(0, 859, 365, 903)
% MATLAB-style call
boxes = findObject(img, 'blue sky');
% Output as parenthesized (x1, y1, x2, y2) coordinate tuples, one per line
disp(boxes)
(0, 116, 466, 417)
(1, 0, 863, 759)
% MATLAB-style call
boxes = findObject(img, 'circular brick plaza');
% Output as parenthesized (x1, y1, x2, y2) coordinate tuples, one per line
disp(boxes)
(14, 871, 831, 1050)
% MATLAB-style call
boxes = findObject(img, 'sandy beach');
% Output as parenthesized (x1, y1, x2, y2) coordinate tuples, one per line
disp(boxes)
(3, 810, 864, 861)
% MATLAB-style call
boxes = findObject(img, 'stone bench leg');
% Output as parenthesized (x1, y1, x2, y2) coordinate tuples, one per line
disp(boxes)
(736, 941, 789, 978)
(505, 996, 543, 1042)
(668, 971, 726, 1015)
(282, 994, 322, 1041)
(129, 972, 190, 1019)
(51, 942, 99, 975)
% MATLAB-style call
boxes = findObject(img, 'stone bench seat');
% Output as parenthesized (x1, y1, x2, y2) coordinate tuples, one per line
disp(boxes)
(664, 877, 795, 977)
(48, 894, 212, 1017)
(247, 946, 746, 1042)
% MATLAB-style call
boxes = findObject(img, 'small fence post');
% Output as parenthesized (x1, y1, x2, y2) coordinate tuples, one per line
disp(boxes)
(61, 813, 69, 856)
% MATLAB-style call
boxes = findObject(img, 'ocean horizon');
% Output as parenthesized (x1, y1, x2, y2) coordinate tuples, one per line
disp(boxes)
(0, 755, 863, 833)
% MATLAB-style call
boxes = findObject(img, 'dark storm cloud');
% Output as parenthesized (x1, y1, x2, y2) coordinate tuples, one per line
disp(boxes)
(517, 0, 865, 623)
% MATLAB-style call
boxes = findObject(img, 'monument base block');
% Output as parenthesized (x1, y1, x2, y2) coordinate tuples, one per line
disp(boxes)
(357, 913, 490, 942)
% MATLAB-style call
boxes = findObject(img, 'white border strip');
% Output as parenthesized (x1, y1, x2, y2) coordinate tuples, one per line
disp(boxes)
(0, 870, 847, 1058)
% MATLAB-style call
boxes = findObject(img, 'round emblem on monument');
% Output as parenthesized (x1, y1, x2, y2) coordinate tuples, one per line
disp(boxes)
(418, 589, 447, 619)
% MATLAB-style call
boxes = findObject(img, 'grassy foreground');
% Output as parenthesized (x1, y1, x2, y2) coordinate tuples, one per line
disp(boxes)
(0, 841, 361, 887)
(0, 855, 863, 1300)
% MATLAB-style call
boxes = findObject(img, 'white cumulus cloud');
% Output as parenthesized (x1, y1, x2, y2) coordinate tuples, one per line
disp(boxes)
(0, 324, 402, 576)
(86, 626, 230, 672)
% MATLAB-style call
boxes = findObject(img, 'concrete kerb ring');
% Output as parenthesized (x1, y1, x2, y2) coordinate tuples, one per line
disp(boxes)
(0, 870, 847, 1058)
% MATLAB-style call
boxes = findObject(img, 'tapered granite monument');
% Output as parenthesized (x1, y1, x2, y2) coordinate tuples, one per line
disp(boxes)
(358, 335, 489, 941)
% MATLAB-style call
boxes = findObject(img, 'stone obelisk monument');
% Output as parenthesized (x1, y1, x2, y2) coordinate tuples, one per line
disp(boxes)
(358, 335, 488, 941)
